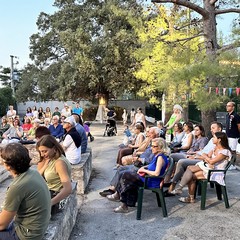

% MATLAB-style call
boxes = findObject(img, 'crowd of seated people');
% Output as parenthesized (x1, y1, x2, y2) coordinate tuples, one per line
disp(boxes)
(0, 102, 93, 233)
(0, 104, 91, 158)
(99, 105, 233, 215)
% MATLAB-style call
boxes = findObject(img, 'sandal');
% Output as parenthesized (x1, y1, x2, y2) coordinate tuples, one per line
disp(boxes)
(106, 193, 120, 202)
(179, 196, 195, 203)
(114, 206, 129, 213)
(170, 188, 182, 195)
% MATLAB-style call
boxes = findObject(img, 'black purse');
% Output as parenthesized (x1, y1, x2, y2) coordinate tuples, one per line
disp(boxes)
(133, 159, 143, 168)
(169, 142, 181, 151)
(49, 190, 61, 215)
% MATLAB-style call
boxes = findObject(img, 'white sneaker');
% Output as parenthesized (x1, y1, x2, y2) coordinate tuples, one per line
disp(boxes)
(229, 165, 237, 170)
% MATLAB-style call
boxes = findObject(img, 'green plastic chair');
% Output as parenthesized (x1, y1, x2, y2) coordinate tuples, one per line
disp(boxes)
(136, 157, 174, 220)
(195, 155, 236, 210)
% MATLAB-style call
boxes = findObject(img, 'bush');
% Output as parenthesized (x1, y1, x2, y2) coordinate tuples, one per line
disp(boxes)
(112, 106, 124, 121)
(82, 106, 98, 121)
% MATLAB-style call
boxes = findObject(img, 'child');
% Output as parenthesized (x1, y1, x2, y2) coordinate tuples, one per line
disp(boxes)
(84, 121, 94, 142)
(119, 125, 132, 148)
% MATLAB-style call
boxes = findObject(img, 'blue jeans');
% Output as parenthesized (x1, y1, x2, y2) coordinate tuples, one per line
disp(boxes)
(0, 222, 19, 240)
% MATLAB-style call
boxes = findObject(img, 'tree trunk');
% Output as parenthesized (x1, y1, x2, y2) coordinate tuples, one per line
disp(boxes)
(201, 1, 218, 132)
(201, 110, 216, 137)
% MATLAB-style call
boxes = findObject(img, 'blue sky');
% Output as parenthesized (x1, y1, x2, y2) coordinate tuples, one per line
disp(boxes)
(0, 0, 56, 68)
(0, 1, 237, 69)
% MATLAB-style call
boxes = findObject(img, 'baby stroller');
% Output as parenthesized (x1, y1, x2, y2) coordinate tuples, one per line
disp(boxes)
(103, 118, 117, 136)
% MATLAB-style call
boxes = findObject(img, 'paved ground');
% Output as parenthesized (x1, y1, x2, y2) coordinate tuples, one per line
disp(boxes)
(69, 123, 240, 240)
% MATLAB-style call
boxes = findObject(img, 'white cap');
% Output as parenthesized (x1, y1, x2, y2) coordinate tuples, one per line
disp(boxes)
(64, 116, 76, 127)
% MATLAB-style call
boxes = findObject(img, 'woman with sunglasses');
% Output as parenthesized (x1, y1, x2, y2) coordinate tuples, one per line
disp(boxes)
(107, 138, 170, 213)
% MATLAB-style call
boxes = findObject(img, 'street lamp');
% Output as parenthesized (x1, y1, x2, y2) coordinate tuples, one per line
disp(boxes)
(10, 55, 19, 96)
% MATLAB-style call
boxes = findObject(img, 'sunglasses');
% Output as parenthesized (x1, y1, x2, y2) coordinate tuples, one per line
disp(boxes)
(151, 145, 158, 148)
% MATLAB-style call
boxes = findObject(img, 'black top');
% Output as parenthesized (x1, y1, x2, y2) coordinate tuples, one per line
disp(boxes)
(226, 111, 240, 138)
(107, 110, 115, 118)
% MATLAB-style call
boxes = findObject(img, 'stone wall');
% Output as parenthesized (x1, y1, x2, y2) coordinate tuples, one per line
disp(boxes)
(71, 147, 92, 195)
(43, 183, 80, 240)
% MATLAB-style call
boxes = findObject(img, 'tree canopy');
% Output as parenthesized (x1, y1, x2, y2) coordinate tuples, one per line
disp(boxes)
(134, 0, 240, 127)
(16, 0, 145, 102)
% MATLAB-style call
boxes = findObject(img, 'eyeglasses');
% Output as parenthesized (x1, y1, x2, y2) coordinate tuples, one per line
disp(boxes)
(151, 145, 158, 148)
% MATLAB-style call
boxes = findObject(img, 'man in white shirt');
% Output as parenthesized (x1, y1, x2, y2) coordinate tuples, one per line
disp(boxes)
(62, 116, 82, 164)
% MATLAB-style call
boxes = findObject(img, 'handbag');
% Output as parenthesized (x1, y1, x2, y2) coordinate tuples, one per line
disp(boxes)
(133, 159, 143, 168)
(138, 171, 146, 177)
(50, 190, 61, 215)
(196, 161, 213, 172)
(169, 142, 181, 151)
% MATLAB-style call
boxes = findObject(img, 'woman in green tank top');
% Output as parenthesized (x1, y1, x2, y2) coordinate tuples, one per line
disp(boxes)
(36, 135, 72, 213)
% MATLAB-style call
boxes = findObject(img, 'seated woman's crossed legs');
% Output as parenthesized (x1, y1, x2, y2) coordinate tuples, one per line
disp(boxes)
(121, 155, 138, 166)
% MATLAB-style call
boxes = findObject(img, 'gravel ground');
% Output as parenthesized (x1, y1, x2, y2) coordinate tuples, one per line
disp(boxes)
(69, 123, 240, 240)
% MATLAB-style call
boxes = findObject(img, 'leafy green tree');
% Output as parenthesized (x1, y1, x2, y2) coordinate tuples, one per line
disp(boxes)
(0, 67, 11, 87)
(17, 0, 145, 103)
(134, 5, 206, 118)
(151, 0, 240, 128)
(0, 87, 15, 116)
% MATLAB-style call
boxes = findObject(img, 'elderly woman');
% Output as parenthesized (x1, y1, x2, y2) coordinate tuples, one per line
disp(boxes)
(0, 143, 51, 240)
(27, 118, 41, 140)
(107, 138, 170, 213)
(164, 104, 183, 141)
(36, 135, 72, 214)
(2, 118, 23, 144)
(173, 132, 232, 203)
